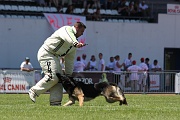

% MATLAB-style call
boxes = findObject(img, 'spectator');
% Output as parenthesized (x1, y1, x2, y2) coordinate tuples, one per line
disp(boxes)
(82, 6, 91, 20)
(35, 0, 46, 6)
(65, 5, 74, 14)
(133, 1, 140, 13)
(145, 57, 150, 91)
(83, 0, 94, 8)
(105, 56, 114, 72)
(92, 8, 102, 21)
(138, 57, 148, 92)
(62, 0, 72, 7)
(127, 60, 142, 92)
(128, 1, 138, 16)
(100, 0, 107, 9)
(20, 57, 34, 72)
(113, 55, 124, 72)
(139, 0, 149, 17)
(98, 53, 105, 71)
(106, 0, 115, 10)
(92, 0, 101, 9)
(117, 0, 128, 16)
(81, 54, 88, 70)
(74, 56, 85, 72)
(150, 59, 162, 72)
(123, 52, 132, 71)
(51, 0, 62, 12)
(86, 55, 97, 71)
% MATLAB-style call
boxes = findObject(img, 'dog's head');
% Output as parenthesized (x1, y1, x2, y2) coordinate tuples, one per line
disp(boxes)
(100, 82, 128, 106)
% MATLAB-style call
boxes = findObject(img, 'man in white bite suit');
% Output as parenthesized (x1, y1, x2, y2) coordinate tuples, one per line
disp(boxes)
(28, 22, 86, 106)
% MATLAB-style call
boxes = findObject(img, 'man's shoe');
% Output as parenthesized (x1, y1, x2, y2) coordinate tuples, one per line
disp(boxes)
(28, 89, 36, 103)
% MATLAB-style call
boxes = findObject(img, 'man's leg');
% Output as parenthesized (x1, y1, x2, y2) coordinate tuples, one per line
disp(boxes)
(49, 55, 63, 106)
(29, 47, 63, 104)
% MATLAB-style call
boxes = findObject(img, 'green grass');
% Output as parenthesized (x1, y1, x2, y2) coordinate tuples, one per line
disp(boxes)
(0, 94, 180, 120)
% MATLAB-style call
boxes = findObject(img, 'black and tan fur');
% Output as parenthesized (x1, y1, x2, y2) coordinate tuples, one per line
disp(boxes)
(56, 73, 128, 106)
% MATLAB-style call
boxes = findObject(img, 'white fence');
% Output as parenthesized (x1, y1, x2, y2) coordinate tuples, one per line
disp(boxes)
(0, 69, 180, 94)
(113, 71, 180, 93)
(0, 70, 42, 93)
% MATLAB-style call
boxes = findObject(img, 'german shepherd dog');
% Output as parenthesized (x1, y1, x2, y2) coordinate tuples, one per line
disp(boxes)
(56, 73, 128, 106)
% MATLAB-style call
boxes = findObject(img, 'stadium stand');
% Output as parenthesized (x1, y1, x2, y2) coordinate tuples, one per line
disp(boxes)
(0, 0, 179, 23)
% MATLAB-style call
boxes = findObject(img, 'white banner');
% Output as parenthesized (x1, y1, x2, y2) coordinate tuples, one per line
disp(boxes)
(149, 75, 160, 90)
(175, 73, 180, 94)
(167, 4, 180, 15)
(0, 70, 35, 93)
(43, 13, 87, 49)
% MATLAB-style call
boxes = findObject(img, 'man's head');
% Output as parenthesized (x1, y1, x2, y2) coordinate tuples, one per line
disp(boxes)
(110, 57, 114, 62)
(114, 55, 120, 60)
(140, 58, 144, 62)
(132, 60, 136, 65)
(145, 58, 149, 64)
(153, 59, 158, 65)
(82, 54, 86, 60)
(25, 57, 30, 63)
(99, 53, 103, 59)
(74, 22, 86, 38)
(77, 56, 81, 61)
(128, 53, 132, 59)
(90, 55, 95, 61)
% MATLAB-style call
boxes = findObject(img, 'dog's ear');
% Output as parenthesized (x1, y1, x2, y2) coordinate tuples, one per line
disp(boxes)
(56, 73, 62, 80)
(56, 73, 66, 82)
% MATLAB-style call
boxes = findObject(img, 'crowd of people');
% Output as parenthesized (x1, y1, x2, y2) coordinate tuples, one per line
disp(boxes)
(71, 52, 162, 92)
(20, 52, 162, 93)
(34, 0, 150, 20)
(72, 52, 161, 72)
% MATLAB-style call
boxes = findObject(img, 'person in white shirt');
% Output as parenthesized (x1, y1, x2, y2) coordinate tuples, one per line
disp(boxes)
(113, 55, 124, 72)
(87, 55, 97, 71)
(20, 57, 34, 72)
(127, 60, 142, 91)
(139, 58, 148, 92)
(124, 53, 132, 71)
(139, 1, 149, 17)
(98, 53, 105, 71)
(81, 54, 87, 70)
(150, 59, 162, 72)
(74, 56, 85, 72)
(28, 22, 86, 106)
(105, 57, 114, 72)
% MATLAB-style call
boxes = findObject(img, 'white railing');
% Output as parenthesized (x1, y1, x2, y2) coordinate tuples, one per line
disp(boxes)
(0, 69, 179, 94)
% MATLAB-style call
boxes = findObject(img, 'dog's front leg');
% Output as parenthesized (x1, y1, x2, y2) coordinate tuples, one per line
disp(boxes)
(77, 94, 84, 107)
(63, 100, 75, 106)
(63, 96, 75, 106)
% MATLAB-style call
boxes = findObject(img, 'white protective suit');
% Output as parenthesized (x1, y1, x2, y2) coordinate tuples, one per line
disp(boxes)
(30, 25, 80, 105)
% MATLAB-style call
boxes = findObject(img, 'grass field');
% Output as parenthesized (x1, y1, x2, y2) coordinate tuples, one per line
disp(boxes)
(0, 94, 180, 120)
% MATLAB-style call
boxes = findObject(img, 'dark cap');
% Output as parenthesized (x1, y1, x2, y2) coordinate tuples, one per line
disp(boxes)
(77, 56, 81, 61)
(140, 58, 144, 62)
(132, 60, 136, 65)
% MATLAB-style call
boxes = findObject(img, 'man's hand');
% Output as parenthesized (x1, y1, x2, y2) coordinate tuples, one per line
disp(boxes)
(76, 43, 88, 48)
